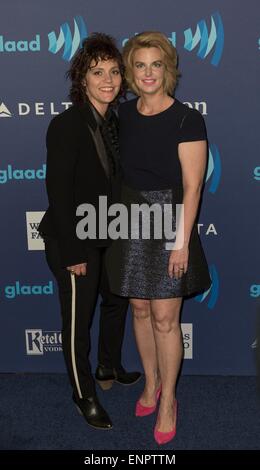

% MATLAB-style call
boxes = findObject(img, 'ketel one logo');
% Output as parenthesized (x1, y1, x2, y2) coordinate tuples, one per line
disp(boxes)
(184, 12, 224, 66)
(48, 15, 87, 61)
(194, 264, 219, 309)
(205, 144, 221, 194)
(25, 329, 62, 355)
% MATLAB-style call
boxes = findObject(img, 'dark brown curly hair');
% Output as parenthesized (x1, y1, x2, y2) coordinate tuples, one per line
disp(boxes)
(67, 32, 125, 105)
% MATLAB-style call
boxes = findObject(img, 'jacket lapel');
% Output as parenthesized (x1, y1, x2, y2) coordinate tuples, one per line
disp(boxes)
(77, 102, 110, 178)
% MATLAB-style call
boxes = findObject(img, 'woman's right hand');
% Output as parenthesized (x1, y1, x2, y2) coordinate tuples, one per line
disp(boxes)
(168, 246, 189, 280)
(67, 263, 87, 276)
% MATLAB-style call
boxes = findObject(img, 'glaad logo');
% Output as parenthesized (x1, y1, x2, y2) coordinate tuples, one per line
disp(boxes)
(0, 34, 40, 52)
(25, 329, 62, 355)
(181, 323, 193, 359)
(205, 144, 221, 193)
(0, 164, 46, 184)
(26, 212, 45, 251)
(183, 12, 224, 66)
(122, 12, 224, 67)
(0, 102, 12, 117)
(195, 264, 219, 309)
(0, 16, 87, 61)
(4, 281, 53, 299)
(48, 16, 88, 61)
(254, 166, 260, 181)
(250, 285, 260, 298)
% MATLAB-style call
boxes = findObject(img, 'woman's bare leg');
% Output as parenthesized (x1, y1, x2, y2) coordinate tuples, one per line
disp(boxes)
(151, 297, 183, 432)
(131, 298, 160, 406)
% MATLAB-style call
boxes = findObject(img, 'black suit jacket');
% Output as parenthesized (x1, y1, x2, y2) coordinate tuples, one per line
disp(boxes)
(39, 102, 121, 267)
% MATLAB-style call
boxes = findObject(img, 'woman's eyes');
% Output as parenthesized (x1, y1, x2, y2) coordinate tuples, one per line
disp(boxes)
(92, 69, 120, 76)
(135, 62, 163, 69)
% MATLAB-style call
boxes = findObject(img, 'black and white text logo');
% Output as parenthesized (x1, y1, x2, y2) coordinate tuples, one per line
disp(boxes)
(25, 329, 62, 355)
(26, 211, 45, 250)
(181, 323, 193, 359)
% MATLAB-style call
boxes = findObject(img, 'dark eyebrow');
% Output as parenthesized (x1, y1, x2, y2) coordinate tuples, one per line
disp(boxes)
(90, 65, 120, 71)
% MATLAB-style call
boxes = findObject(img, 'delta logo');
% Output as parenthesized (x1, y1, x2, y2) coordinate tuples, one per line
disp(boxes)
(0, 102, 12, 117)
(0, 15, 88, 61)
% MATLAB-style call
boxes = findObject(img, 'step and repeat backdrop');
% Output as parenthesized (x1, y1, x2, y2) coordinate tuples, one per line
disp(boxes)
(0, 0, 259, 375)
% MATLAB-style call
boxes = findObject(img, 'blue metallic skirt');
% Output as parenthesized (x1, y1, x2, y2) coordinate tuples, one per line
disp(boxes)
(106, 185, 211, 299)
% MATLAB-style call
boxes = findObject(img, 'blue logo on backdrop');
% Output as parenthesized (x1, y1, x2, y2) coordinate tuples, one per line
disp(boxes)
(4, 281, 53, 299)
(0, 16, 87, 61)
(195, 265, 219, 309)
(48, 16, 88, 61)
(205, 144, 221, 193)
(250, 285, 260, 298)
(0, 164, 46, 184)
(253, 166, 260, 181)
(183, 12, 224, 66)
(122, 12, 224, 67)
(0, 34, 40, 52)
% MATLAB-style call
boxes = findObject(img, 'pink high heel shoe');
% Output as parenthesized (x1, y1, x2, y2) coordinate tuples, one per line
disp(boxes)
(135, 386, 162, 417)
(154, 400, 178, 445)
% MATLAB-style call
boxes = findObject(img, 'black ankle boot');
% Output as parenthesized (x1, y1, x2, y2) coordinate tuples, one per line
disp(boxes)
(72, 394, 112, 429)
(95, 364, 141, 390)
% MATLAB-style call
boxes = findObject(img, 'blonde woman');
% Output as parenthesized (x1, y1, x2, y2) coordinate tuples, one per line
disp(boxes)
(107, 31, 211, 444)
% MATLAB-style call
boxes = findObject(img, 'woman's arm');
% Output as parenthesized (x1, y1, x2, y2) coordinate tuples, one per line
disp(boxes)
(168, 140, 207, 279)
(46, 116, 87, 269)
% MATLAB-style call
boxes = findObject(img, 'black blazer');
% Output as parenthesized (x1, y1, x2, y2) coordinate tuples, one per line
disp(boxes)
(39, 102, 121, 267)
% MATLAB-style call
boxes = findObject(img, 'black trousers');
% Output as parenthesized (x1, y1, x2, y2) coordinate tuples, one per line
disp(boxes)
(44, 238, 129, 399)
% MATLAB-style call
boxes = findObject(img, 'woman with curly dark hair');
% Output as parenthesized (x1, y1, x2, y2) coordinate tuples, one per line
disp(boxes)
(39, 33, 140, 430)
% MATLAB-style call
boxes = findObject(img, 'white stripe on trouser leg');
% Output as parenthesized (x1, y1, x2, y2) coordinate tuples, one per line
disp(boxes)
(70, 273, 83, 399)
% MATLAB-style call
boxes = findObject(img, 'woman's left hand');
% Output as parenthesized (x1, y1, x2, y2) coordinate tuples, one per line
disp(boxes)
(168, 247, 189, 279)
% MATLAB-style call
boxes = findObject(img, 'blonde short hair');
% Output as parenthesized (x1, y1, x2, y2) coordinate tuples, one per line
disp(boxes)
(123, 31, 179, 96)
